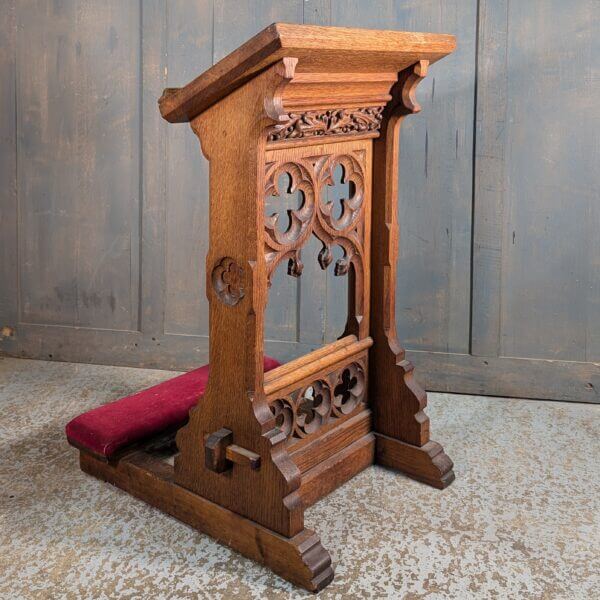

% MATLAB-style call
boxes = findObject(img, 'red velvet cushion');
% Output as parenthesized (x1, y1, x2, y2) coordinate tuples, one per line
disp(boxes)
(66, 356, 281, 458)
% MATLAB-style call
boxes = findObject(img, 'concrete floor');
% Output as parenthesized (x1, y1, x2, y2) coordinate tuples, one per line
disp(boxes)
(0, 356, 598, 599)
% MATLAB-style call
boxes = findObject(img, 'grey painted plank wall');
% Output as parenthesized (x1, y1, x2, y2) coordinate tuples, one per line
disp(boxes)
(16, 1, 141, 331)
(498, 0, 599, 362)
(1, 0, 598, 403)
(331, 0, 477, 354)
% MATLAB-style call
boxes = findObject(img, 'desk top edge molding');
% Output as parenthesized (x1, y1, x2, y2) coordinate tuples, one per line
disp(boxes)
(158, 22, 456, 124)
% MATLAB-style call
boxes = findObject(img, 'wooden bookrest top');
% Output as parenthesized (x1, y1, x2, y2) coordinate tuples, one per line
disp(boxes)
(158, 22, 455, 123)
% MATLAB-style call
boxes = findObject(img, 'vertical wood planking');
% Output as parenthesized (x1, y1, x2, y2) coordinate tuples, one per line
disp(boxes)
(16, 0, 141, 331)
(0, 1, 17, 335)
(331, 0, 476, 354)
(163, 0, 212, 337)
(140, 0, 168, 337)
(213, 0, 303, 60)
(470, 0, 508, 357)
(589, 167, 600, 363)
(303, 0, 331, 25)
(497, 0, 600, 361)
(1, 2, 598, 402)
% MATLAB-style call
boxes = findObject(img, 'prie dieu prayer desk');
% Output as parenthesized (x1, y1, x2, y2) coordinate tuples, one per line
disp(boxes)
(70, 23, 456, 592)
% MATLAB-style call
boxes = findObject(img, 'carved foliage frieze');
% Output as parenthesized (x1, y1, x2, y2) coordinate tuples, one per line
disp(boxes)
(267, 107, 384, 142)
(269, 358, 367, 441)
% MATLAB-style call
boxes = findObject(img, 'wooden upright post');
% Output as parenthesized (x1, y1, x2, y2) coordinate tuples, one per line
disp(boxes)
(370, 60, 455, 488)
(76, 24, 457, 591)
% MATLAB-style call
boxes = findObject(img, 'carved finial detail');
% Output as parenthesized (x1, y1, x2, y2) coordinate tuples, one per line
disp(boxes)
(334, 257, 350, 276)
(211, 257, 245, 306)
(287, 250, 304, 277)
(267, 106, 384, 142)
(317, 244, 333, 270)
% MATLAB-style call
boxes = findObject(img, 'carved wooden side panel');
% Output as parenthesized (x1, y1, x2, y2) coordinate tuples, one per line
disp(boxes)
(269, 354, 368, 442)
(263, 138, 372, 340)
(173, 59, 308, 538)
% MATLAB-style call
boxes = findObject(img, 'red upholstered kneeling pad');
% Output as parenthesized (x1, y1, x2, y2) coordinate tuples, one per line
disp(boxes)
(66, 356, 281, 458)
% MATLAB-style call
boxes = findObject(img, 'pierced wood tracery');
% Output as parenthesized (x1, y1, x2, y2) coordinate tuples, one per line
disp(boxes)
(319, 156, 364, 232)
(264, 163, 315, 248)
(263, 151, 367, 285)
(268, 357, 367, 442)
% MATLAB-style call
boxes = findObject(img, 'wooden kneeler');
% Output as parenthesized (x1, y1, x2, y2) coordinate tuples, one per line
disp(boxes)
(76, 24, 456, 592)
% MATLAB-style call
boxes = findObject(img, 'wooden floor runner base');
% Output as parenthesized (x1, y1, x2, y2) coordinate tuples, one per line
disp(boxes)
(80, 451, 334, 592)
(299, 432, 375, 507)
(374, 433, 455, 489)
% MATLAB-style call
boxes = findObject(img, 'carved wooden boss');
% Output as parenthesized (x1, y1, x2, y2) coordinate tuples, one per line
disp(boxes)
(97, 24, 456, 591)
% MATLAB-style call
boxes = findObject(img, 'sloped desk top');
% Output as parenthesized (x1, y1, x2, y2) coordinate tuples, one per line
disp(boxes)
(159, 22, 455, 123)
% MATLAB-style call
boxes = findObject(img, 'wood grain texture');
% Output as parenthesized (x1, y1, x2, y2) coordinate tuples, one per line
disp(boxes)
(297, 433, 375, 507)
(159, 22, 455, 122)
(368, 60, 454, 487)
(375, 433, 455, 489)
(15, 1, 141, 331)
(0, 1, 17, 337)
(289, 408, 372, 472)
(173, 60, 307, 538)
(370, 61, 432, 446)
(80, 450, 334, 592)
(1, 1, 599, 405)
(149, 25, 455, 590)
(214, 1, 306, 347)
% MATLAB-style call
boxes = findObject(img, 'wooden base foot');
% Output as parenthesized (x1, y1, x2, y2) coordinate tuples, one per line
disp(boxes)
(374, 433, 455, 489)
(299, 432, 375, 508)
(80, 450, 334, 592)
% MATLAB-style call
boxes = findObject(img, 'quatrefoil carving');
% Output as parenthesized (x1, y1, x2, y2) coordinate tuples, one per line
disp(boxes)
(333, 362, 365, 416)
(319, 155, 364, 234)
(317, 241, 352, 276)
(270, 398, 294, 438)
(296, 381, 331, 437)
(269, 357, 367, 441)
(264, 163, 315, 248)
(263, 153, 365, 284)
(211, 257, 244, 306)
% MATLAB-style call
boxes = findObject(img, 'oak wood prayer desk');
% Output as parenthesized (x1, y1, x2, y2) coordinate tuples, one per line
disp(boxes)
(75, 23, 456, 592)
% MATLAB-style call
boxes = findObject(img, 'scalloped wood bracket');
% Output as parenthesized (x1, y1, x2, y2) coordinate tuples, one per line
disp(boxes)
(369, 60, 455, 489)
